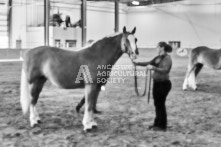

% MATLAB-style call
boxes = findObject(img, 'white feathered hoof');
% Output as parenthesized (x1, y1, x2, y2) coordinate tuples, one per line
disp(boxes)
(92, 125, 98, 129)
(85, 128, 92, 133)
(30, 118, 41, 127)
(191, 85, 197, 91)
(84, 125, 93, 132)
(83, 121, 93, 132)
(182, 84, 187, 91)
(30, 115, 41, 127)
(83, 121, 98, 132)
(91, 121, 98, 129)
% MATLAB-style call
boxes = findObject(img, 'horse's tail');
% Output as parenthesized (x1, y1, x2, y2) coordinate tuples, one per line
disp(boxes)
(186, 48, 198, 78)
(188, 48, 194, 64)
(20, 66, 30, 115)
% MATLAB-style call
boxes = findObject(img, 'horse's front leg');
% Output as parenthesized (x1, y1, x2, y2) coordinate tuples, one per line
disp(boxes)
(83, 84, 100, 132)
(76, 95, 102, 114)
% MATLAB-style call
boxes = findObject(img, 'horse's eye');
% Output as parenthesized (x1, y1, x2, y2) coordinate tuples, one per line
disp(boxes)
(135, 38, 137, 42)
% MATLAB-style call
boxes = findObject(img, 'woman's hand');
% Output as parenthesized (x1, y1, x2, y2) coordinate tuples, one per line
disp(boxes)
(132, 61, 139, 65)
(146, 65, 155, 70)
(133, 61, 150, 67)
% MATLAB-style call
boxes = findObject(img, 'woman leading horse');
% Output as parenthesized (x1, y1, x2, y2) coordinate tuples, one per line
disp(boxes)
(20, 27, 138, 132)
(133, 42, 172, 131)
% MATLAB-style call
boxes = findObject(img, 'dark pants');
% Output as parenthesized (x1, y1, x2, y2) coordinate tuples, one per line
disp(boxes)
(152, 80, 172, 129)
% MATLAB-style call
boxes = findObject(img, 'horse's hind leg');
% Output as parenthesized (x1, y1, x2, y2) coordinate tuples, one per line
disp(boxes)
(92, 86, 102, 114)
(83, 84, 101, 132)
(76, 96, 85, 113)
(183, 64, 194, 90)
(29, 77, 46, 127)
(183, 49, 201, 90)
(187, 63, 203, 90)
(183, 64, 197, 90)
(195, 63, 203, 77)
(188, 67, 197, 90)
(76, 95, 101, 114)
(194, 63, 203, 85)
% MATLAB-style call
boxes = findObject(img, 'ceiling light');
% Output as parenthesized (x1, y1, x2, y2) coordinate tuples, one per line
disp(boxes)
(132, 1, 140, 5)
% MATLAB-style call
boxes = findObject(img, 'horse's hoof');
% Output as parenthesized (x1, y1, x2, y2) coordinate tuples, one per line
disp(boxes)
(32, 123, 40, 128)
(92, 125, 98, 129)
(93, 110, 102, 114)
(31, 118, 41, 128)
(32, 124, 36, 128)
(182, 85, 187, 91)
(85, 128, 92, 132)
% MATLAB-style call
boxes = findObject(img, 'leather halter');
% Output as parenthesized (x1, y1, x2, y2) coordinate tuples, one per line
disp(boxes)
(121, 34, 137, 59)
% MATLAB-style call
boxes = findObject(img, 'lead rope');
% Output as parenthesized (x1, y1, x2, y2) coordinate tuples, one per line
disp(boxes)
(132, 62, 152, 104)
(147, 69, 152, 103)
(133, 63, 148, 96)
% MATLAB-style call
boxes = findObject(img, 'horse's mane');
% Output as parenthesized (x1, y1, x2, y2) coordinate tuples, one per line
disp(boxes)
(90, 33, 123, 48)
(76, 33, 123, 51)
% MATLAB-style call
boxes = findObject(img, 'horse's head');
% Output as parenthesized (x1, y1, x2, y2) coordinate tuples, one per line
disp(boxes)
(121, 26, 139, 60)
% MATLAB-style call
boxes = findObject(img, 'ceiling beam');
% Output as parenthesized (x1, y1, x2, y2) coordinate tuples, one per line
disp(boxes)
(87, 0, 183, 6)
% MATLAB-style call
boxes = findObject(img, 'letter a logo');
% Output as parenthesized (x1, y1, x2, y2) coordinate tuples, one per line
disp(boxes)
(75, 65, 93, 84)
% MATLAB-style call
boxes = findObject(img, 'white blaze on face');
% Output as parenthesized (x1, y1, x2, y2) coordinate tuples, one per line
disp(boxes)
(127, 35, 137, 53)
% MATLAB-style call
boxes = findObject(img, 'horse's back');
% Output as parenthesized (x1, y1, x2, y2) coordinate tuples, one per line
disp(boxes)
(24, 46, 70, 82)
(191, 46, 221, 68)
(23, 46, 85, 88)
(25, 46, 78, 66)
(192, 46, 221, 54)
(24, 46, 58, 71)
(191, 46, 210, 55)
(191, 46, 221, 59)
(23, 46, 49, 82)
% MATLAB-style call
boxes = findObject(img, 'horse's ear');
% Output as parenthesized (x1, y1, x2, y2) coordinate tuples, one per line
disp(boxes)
(131, 27, 136, 34)
(123, 26, 126, 34)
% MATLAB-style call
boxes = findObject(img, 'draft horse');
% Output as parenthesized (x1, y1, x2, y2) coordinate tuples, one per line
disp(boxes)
(183, 46, 221, 90)
(20, 27, 138, 131)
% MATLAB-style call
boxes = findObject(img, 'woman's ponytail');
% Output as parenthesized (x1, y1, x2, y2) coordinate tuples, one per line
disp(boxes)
(159, 42, 172, 53)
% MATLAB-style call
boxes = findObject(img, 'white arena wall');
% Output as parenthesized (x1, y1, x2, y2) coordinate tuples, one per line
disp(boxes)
(127, 2, 221, 49)
(9, 0, 221, 49)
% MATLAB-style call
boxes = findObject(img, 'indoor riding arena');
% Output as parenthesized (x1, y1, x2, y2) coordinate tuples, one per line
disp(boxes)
(1, 0, 221, 146)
